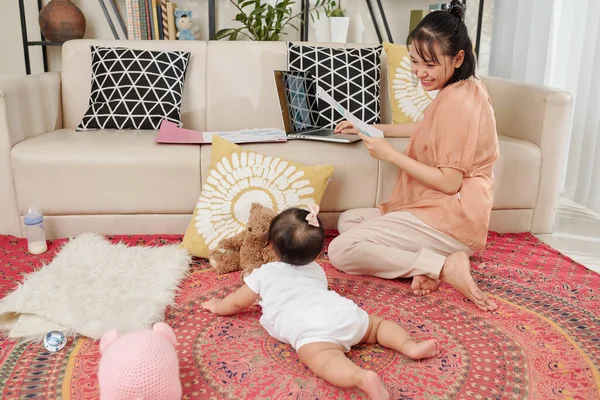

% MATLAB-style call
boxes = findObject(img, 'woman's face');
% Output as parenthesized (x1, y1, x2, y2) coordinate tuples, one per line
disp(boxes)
(410, 41, 464, 91)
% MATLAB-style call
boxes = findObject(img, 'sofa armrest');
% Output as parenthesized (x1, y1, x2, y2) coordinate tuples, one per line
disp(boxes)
(0, 72, 62, 236)
(481, 75, 573, 234)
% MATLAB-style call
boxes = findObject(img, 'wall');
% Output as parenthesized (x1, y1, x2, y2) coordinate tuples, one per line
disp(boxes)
(0, 0, 27, 77)
(1, 0, 489, 76)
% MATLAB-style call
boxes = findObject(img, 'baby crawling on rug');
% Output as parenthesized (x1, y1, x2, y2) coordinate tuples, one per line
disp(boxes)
(202, 205, 437, 400)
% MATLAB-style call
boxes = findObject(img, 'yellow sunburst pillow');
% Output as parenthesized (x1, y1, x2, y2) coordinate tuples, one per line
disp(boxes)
(183, 135, 335, 258)
(384, 42, 438, 123)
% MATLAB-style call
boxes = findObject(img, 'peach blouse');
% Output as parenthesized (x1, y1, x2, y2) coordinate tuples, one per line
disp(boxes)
(379, 80, 499, 251)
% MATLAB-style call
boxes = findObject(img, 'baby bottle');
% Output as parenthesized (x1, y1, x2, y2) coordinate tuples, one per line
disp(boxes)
(24, 205, 48, 255)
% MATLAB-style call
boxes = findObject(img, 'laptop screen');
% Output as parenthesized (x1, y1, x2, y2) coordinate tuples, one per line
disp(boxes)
(274, 70, 322, 133)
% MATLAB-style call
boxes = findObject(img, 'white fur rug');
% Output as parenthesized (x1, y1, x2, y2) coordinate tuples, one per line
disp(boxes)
(0, 233, 191, 340)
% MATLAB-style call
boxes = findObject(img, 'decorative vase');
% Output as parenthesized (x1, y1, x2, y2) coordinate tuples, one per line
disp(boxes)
(39, 0, 86, 42)
(329, 17, 350, 43)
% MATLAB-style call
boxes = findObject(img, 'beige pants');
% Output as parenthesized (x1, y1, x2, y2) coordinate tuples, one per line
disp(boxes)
(328, 208, 473, 280)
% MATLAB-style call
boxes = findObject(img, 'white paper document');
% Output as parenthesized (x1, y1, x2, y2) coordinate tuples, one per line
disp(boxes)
(316, 86, 384, 138)
(201, 128, 287, 144)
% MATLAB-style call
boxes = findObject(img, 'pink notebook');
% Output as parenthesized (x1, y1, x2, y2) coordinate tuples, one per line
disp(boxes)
(155, 120, 287, 144)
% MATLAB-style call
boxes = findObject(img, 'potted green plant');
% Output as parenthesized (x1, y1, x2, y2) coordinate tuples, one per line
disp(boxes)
(324, 0, 349, 42)
(215, 0, 330, 41)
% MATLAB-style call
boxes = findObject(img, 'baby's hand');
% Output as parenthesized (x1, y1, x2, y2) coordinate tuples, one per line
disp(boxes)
(202, 298, 221, 314)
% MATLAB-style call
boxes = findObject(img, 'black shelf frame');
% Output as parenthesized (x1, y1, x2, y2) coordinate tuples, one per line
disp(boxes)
(27, 41, 64, 46)
(19, 0, 52, 74)
(18, 0, 129, 75)
(300, 0, 486, 58)
(19, 0, 217, 74)
(209, 0, 216, 40)
(474, 0, 485, 57)
(98, 0, 128, 40)
(20, 0, 480, 74)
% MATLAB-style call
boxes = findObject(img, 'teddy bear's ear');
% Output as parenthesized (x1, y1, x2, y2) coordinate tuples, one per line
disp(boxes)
(175, 9, 184, 18)
(100, 329, 119, 354)
(187, 10, 193, 18)
(153, 322, 178, 347)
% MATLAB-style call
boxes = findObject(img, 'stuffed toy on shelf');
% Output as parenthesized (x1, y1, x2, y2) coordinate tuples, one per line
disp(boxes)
(175, 9, 195, 40)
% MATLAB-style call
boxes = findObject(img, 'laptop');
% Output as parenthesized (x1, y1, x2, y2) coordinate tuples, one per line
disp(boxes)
(274, 70, 361, 143)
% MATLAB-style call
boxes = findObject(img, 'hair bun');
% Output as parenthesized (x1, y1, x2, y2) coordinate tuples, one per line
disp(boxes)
(449, 0, 466, 20)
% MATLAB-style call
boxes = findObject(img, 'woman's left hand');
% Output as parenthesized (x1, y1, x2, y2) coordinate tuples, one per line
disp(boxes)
(357, 131, 396, 162)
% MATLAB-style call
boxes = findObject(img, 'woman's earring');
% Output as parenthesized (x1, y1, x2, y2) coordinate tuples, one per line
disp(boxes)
(412, 73, 418, 88)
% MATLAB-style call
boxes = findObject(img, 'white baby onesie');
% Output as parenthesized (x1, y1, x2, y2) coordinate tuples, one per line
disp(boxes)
(244, 261, 369, 352)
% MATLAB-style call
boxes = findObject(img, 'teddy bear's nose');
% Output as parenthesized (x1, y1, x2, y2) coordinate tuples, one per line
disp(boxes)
(248, 227, 253, 232)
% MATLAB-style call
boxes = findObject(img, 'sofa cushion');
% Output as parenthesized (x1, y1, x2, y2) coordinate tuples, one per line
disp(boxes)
(77, 46, 192, 131)
(288, 43, 383, 128)
(61, 40, 207, 131)
(383, 42, 438, 123)
(200, 139, 378, 214)
(205, 41, 288, 131)
(184, 136, 334, 258)
(376, 134, 541, 209)
(204, 41, 392, 132)
(11, 129, 200, 215)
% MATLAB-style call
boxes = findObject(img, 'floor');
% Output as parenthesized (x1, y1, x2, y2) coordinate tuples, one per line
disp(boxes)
(537, 198, 600, 273)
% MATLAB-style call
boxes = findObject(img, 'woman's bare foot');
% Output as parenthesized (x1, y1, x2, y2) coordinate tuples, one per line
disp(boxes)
(401, 339, 437, 360)
(439, 252, 498, 311)
(411, 275, 440, 296)
(356, 370, 389, 400)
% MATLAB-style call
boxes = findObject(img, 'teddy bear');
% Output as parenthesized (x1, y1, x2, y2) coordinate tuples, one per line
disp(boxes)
(209, 202, 278, 275)
(175, 9, 195, 40)
(98, 322, 181, 400)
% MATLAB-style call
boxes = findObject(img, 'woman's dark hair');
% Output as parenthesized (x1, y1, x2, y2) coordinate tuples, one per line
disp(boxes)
(406, 0, 476, 86)
(268, 207, 325, 266)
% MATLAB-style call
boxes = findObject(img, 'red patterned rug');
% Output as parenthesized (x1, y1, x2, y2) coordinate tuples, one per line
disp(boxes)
(0, 232, 598, 399)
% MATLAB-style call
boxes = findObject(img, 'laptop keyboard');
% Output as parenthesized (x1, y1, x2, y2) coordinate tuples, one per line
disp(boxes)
(301, 129, 334, 136)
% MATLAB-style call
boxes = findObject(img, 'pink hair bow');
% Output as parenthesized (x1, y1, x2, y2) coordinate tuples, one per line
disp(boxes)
(305, 204, 320, 227)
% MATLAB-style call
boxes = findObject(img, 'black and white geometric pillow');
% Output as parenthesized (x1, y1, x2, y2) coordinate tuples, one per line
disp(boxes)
(288, 43, 383, 129)
(77, 46, 191, 131)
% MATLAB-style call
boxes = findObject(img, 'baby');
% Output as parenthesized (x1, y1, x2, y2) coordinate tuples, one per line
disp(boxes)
(202, 205, 437, 400)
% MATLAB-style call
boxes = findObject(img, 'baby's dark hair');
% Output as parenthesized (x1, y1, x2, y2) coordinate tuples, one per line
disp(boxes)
(268, 207, 325, 266)
(407, 0, 476, 87)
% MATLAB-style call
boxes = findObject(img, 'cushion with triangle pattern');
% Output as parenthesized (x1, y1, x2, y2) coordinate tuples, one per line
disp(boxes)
(287, 43, 383, 129)
(77, 46, 191, 131)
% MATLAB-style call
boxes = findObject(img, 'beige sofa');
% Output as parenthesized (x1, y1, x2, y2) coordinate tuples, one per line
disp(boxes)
(0, 40, 573, 239)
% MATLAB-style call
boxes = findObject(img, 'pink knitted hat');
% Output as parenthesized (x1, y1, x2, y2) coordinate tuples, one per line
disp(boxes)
(98, 322, 182, 400)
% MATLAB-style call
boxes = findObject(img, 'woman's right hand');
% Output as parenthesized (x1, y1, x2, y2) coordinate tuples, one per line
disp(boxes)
(334, 120, 359, 134)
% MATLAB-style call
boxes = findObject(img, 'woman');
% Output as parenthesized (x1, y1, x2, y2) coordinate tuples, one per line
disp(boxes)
(329, 0, 499, 312)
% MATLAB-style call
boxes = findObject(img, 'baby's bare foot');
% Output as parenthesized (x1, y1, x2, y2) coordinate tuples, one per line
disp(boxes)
(356, 370, 389, 400)
(402, 339, 437, 360)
